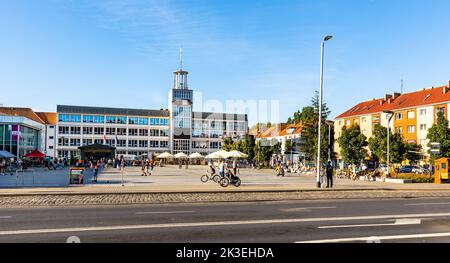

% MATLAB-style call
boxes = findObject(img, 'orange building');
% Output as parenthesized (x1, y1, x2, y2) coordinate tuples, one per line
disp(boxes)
(334, 81, 450, 164)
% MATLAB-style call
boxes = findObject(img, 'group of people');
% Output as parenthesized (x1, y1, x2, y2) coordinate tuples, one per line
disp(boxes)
(208, 159, 240, 179)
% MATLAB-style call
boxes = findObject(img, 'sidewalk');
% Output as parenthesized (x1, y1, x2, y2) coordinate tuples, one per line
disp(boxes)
(1, 166, 450, 207)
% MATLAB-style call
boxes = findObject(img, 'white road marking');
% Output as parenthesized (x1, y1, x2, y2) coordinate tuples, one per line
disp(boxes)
(281, 207, 337, 212)
(0, 216, 12, 219)
(318, 219, 421, 229)
(0, 212, 449, 236)
(297, 232, 450, 243)
(407, 202, 450, 206)
(136, 211, 195, 215)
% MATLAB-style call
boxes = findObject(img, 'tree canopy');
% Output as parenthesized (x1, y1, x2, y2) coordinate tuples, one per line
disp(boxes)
(338, 124, 368, 165)
(427, 111, 450, 161)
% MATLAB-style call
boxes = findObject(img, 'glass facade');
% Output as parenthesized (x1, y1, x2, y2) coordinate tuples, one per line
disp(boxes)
(173, 105, 192, 129)
(0, 124, 39, 157)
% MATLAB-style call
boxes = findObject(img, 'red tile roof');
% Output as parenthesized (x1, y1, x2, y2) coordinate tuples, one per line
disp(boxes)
(336, 83, 450, 119)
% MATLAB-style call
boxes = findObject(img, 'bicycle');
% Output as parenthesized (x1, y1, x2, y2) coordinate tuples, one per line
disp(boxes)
(200, 171, 221, 183)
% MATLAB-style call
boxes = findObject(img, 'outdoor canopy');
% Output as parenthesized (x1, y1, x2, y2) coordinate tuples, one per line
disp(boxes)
(0, 151, 16, 158)
(189, 152, 204, 159)
(174, 152, 189, 159)
(205, 150, 229, 159)
(225, 150, 248, 159)
(23, 149, 45, 159)
(156, 152, 174, 159)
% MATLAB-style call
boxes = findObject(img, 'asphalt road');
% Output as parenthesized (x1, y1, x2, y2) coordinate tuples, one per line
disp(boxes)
(1, 198, 450, 243)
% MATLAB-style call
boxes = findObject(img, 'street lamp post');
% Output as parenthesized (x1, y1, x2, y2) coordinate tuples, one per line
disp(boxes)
(383, 110, 394, 176)
(316, 35, 333, 188)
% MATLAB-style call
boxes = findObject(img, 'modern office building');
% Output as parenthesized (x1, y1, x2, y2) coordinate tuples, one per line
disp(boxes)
(334, 81, 450, 164)
(53, 65, 248, 158)
(0, 108, 56, 158)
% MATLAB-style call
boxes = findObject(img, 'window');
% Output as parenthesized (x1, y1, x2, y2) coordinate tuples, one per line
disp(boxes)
(106, 128, 116, 135)
(117, 128, 126, 135)
(407, 111, 415, 119)
(117, 117, 127, 124)
(139, 129, 148, 137)
(116, 140, 126, 147)
(395, 113, 403, 120)
(361, 117, 367, 123)
(150, 140, 159, 148)
(150, 118, 160, 126)
(373, 116, 380, 123)
(395, 127, 403, 134)
(138, 140, 148, 148)
(58, 126, 69, 134)
(419, 109, 427, 116)
(58, 138, 69, 146)
(150, 129, 160, 137)
(49, 136, 54, 140)
(129, 117, 139, 125)
(407, 125, 415, 133)
(94, 115, 104, 123)
(160, 118, 166, 126)
(338, 121, 342, 125)
(160, 141, 168, 148)
(106, 116, 117, 124)
(58, 114, 81, 123)
(94, 127, 104, 135)
(83, 115, 94, 123)
(70, 139, 80, 147)
(128, 140, 138, 147)
(70, 126, 81, 135)
(160, 129, 169, 137)
(83, 127, 93, 135)
(49, 126, 55, 129)
(83, 139, 92, 146)
(49, 146, 54, 149)
(139, 118, 149, 125)
(345, 120, 350, 126)
(420, 124, 427, 131)
(128, 129, 138, 136)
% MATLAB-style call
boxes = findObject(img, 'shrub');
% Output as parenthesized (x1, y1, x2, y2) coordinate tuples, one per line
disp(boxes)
(394, 173, 434, 183)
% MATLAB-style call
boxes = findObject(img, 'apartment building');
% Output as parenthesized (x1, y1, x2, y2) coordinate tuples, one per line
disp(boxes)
(334, 81, 450, 164)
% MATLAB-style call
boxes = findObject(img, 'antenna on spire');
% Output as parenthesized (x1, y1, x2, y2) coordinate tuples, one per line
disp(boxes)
(179, 46, 183, 70)
(401, 79, 404, 93)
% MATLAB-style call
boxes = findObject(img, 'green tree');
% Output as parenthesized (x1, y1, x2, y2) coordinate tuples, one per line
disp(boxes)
(427, 111, 450, 161)
(222, 137, 235, 151)
(298, 91, 331, 162)
(243, 134, 256, 160)
(404, 143, 423, 164)
(338, 124, 368, 166)
(368, 124, 407, 164)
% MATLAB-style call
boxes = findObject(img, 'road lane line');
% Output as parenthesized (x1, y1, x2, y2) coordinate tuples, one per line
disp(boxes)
(297, 232, 450, 243)
(318, 219, 421, 229)
(407, 202, 450, 206)
(281, 207, 336, 212)
(136, 211, 195, 215)
(0, 216, 12, 219)
(0, 213, 449, 236)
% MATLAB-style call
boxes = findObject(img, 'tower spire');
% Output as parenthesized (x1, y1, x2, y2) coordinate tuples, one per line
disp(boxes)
(179, 46, 183, 71)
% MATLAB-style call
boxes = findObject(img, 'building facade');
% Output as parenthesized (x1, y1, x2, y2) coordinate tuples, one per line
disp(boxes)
(53, 66, 248, 158)
(0, 108, 56, 158)
(334, 81, 450, 164)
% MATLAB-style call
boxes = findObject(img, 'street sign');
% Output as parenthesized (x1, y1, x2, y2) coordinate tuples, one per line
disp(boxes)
(430, 142, 441, 155)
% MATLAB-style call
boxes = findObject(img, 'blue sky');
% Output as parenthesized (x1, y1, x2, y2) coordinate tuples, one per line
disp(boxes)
(1, 0, 450, 125)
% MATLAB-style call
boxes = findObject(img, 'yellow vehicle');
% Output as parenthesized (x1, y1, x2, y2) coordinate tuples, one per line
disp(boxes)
(434, 158, 450, 184)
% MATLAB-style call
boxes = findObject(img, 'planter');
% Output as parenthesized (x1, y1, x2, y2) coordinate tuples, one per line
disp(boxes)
(384, 178, 413, 184)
